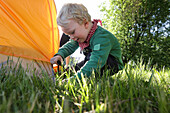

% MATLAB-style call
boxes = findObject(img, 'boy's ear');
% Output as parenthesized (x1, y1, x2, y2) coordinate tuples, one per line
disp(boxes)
(83, 20, 89, 29)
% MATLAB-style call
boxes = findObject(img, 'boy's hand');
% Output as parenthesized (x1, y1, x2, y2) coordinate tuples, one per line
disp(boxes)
(50, 55, 63, 65)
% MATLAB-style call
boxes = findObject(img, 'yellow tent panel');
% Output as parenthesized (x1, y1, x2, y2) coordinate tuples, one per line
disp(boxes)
(0, 0, 59, 74)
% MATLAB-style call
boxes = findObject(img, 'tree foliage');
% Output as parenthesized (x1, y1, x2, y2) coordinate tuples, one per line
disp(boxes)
(100, 0, 170, 68)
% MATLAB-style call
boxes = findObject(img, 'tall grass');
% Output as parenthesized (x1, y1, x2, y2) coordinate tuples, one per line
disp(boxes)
(54, 60, 170, 113)
(0, 60, 56, 113)
(0, 59, 169, 113)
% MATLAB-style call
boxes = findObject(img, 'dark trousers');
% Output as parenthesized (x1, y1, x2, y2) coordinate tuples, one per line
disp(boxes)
(74, 54, 119, 76)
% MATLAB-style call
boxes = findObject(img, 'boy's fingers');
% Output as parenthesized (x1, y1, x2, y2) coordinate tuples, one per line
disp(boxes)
(50, 55, 63, 64)
(50, 57, 56, 64)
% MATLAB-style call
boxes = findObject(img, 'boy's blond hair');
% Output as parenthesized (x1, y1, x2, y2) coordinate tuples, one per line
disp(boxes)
(57, 3, 91, 27)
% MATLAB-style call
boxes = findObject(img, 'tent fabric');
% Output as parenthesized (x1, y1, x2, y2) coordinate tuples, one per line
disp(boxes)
(0, 0, 59, 62)
(0, 54, 52, 75)
(0, 0, 59, 74)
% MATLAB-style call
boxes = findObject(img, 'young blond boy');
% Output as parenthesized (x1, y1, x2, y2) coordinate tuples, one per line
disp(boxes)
(51, 3, 124, 79)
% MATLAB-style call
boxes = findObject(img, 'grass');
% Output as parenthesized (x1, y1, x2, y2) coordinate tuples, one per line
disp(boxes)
(0, 60, 55, 113)
(0, 59, 169, 113)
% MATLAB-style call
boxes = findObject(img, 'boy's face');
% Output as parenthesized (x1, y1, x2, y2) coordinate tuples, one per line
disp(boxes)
(61, 19, 90, 43)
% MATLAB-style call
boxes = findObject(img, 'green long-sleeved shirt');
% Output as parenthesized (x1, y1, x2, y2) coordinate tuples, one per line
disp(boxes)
(55, 26, 124, 79)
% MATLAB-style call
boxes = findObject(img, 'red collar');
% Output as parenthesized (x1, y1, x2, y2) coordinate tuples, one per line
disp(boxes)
(79, 19, 102, 50)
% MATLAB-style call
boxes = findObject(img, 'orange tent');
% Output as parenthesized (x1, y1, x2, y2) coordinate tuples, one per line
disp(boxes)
(0, 0, 59, 74)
